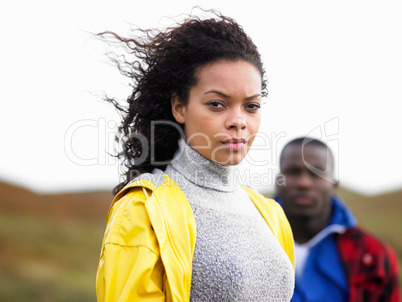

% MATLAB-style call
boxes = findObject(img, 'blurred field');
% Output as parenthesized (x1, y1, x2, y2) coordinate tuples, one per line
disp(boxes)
(0, 180, 401, 301)
(0, 181, 111, 302)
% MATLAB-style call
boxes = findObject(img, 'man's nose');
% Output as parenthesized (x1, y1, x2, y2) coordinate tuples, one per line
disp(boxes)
(297, 171, 313, 188)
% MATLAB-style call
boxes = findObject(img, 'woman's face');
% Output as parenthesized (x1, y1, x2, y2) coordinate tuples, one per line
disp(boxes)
(171, 60, 262, 166)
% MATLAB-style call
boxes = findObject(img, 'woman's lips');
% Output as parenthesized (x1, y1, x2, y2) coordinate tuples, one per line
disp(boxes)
(222, 138, 246, 151)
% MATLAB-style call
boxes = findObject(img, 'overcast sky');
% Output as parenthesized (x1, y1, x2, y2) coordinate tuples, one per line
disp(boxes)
(1, 0, 401, 195)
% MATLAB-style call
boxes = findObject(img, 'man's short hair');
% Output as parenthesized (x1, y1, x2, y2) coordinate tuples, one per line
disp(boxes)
(280, 136, 335, 172)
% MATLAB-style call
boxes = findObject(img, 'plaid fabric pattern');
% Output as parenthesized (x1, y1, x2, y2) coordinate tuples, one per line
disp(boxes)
(336, 227, 401, 302)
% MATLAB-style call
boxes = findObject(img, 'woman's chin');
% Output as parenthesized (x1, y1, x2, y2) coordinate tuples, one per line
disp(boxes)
(216, 154, 247, 166)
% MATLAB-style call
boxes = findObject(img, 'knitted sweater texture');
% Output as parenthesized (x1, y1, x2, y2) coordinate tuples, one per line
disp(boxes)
(164, 140, 294, 302)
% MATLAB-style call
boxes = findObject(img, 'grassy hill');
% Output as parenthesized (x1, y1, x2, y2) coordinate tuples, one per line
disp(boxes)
(0, 181, 112, 301)
(338, 186, 402, 262)
(0, 180, 401, 301)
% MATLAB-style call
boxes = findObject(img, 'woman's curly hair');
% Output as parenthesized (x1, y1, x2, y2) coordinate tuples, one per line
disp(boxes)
(99, 10, 267, 195)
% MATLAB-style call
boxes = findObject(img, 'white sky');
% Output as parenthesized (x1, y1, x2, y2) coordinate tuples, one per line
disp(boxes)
(1, 0, 401, 195)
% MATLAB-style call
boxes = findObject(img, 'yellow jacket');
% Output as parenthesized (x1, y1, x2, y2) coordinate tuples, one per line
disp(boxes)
(96, 174, 294, 301)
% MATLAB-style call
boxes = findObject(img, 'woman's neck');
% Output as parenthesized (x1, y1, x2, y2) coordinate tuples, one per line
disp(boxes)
(169, 139, 239, 192)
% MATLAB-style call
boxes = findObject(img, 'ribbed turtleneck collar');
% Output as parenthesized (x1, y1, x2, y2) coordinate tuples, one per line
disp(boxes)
(169, 139, 238, 192)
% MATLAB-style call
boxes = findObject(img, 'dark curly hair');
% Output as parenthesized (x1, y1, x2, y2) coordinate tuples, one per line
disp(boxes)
(99, 10, 267, 195)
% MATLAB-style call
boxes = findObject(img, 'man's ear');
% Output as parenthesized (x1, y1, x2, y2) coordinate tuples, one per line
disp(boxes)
(274, 173, 285, 195)
(171, 95, 186, 124)
(332, 180, 339, 191)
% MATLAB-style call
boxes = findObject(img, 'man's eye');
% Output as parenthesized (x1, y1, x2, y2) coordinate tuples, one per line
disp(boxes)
(285, 168, 300, 176)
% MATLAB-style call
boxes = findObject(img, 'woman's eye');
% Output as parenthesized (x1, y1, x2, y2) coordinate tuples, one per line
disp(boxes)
(208, 101, 224, 108)
(246, 103, 261, 110)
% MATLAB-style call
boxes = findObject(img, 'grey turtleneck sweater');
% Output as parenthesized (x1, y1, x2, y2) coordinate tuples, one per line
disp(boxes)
(162, 139, 294, 302)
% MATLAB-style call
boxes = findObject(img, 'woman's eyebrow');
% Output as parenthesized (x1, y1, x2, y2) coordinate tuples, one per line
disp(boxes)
(245, 93, 261, 100)
(204, 90, 261, 100)
(204, 90, 230, 98)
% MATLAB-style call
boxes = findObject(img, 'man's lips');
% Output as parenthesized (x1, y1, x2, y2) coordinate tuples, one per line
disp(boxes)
(293, 195, 313, 205)
(222, 138, 246, 151)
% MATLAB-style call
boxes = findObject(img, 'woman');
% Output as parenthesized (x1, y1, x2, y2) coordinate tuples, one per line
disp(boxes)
(96, 10, 295, 302)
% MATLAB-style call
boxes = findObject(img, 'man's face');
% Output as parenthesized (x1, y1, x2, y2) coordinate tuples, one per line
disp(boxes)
(276, 143, 337, 220)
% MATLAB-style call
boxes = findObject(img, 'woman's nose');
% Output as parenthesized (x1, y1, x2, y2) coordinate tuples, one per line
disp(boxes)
(225, 112, 247, 130)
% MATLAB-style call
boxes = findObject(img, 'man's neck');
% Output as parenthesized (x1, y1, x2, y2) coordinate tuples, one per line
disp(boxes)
(289, 215, 331, 244)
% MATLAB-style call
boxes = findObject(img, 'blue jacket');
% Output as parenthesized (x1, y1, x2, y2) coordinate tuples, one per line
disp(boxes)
(275, 196, 357, 302)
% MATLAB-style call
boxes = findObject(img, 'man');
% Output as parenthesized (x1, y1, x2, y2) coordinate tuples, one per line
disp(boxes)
(275, 137, 400, 302)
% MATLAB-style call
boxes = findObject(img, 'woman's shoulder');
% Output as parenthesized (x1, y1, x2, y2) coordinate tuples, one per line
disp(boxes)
(102, 170, 194, 253)
(103, 169, 166, 247)
(241, 185, 288, 230)
(241, 186, 281, 209)
(102, 187, 150, 246)
(241, 185, 295, 268)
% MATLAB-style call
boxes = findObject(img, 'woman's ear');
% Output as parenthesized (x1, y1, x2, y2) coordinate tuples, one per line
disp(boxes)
(171, 95, 186, 124)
